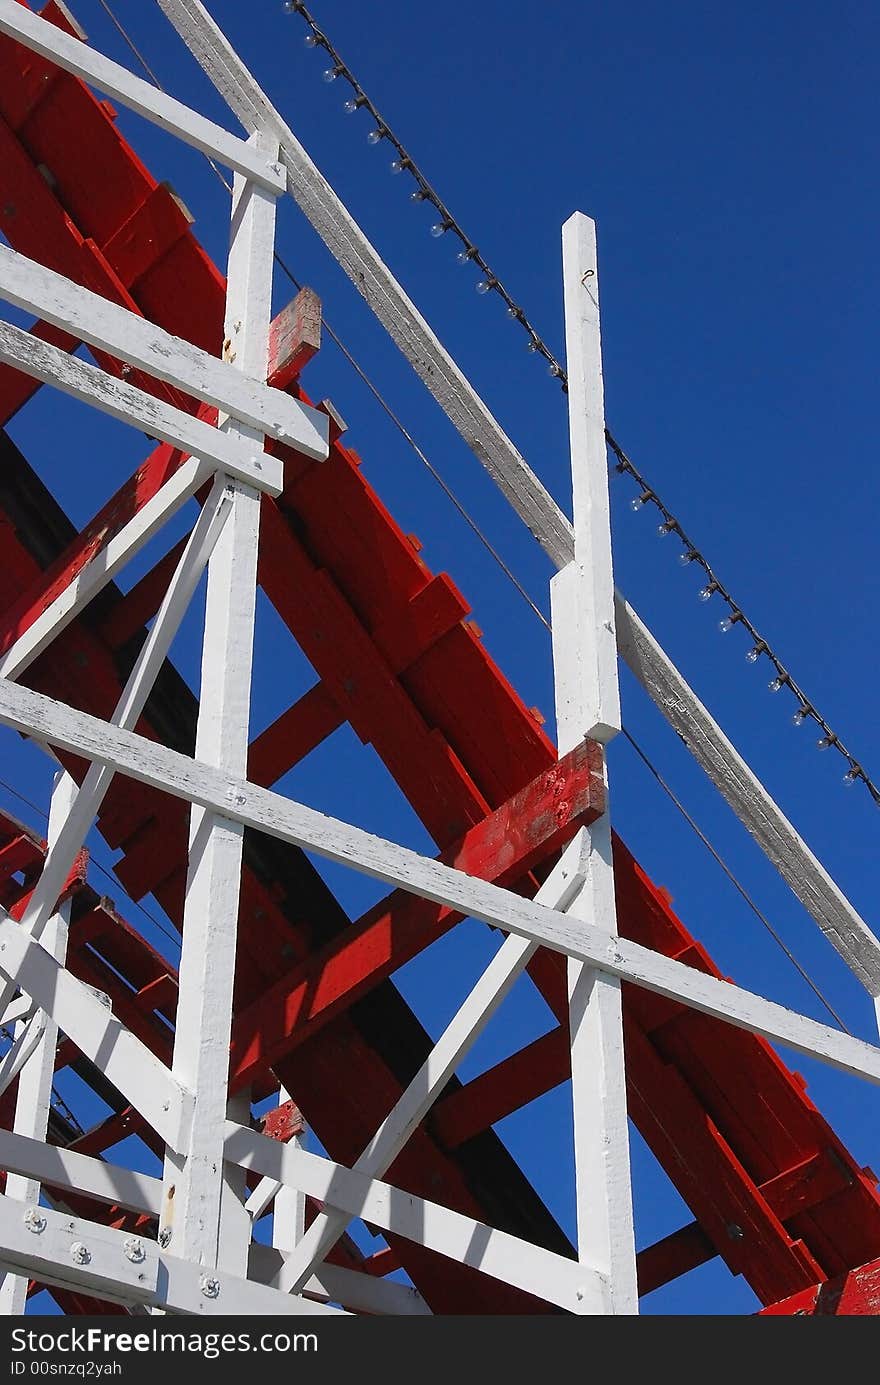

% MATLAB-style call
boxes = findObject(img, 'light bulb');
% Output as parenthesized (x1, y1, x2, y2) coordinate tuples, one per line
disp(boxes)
(843, 768, 859, 786)
(323, 67, 339, 82)
(718, 617, 733, 634)
(768, 676, 784, 693)
(304, 34, 318, 48)
(343, 98, 358, 113)
(283, 1, 299, 14)
(410, 188, 427, 202)
(657, 522, 672, 537)
(792, 709, 807, 727)
(390, 158, 405, 174)
(367, 128, 383, 145)
(430, 222, 447, 238)
(476, 278, 492, 294)
(548, 363, 560, 377)
(527, 340, 539, 352)
(507, 306, 518, 319)
(817, 735, 833, 751)
(456, 249, 472, 264)
(698, 586, 713, 602)
(630, 496, 644, 512)
(745, 647, 760, 664)
(678, 551, 693, 565)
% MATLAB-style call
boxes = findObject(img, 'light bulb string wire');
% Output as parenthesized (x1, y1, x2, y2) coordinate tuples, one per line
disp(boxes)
(283, 0, 879, 808)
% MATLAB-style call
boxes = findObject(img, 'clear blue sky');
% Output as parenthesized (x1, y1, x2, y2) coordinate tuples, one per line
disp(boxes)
(5, 0, 879, 1315)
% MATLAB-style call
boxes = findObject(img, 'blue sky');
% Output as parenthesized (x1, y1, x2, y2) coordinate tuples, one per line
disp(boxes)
(5, 0, 879, 1315)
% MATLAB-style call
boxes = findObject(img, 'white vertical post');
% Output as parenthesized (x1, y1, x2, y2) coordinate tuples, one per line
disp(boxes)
(272, 1090, 307, 1253)
(159, 133, 277, 1275)
(0, 770, 76, 1315)
(550, 212, 638, 1314)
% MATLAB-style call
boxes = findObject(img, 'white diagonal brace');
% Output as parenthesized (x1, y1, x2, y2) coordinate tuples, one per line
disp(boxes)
(0, 910, 192, 1151)
(1, 678, 880, 1083)
(275, 834, 590, 1294)
(551, 212, 636, 1313)
(0, 0, 286, 193)
(225, 1123, 608, 1315)
(7, 481, 231, 962)
(0, 1195, 345, 1316)
(615, 593, 880, 996)
(0, 318, 284, 494)
(160, 136, 274, 1274)
(156, 0, 573, 567)
(1, 456, 209, 683)
(0, 244, 328, 458)
(0, 771, 75, 1315)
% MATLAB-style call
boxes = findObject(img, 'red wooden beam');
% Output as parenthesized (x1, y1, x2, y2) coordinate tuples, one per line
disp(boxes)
(760, 1257, 880, 1315)
(229, 739, 604, 1088)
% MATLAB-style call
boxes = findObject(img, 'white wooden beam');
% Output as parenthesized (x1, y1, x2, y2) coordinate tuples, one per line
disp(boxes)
(0, 0, 286, 193)
(0, 244, 328, 459)
(275, 838, 588, 1293)
(615, 593, 880, 996)
(552, 212, 636, 1315)
(1, 677, 879, 1083)
(0, 318, 284, 495)
(160, 139, 274, 1275)
(249, 1243, 431, 1316)
(156, 0, 574, 568)
(0, 1128, 161, 1219)
(225, 1123, 608, 1315)
(0, 1194, 345, 1316)
(0, 772, 75, 1315)
(0, 457, 207, 683)
(0, 910, 192, 1151)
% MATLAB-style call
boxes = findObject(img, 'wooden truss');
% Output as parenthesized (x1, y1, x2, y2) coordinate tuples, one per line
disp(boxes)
(0, 0, 877, 1316)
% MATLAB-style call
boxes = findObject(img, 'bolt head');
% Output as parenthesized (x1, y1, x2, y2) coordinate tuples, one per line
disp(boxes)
(70, 1241, 91, 1265)
(24, 1208, 46, 1235)
(200, 1274, 221, 1299)
(123, 1236, 146, 1264)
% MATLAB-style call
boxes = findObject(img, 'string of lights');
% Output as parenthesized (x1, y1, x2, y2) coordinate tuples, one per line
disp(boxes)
(282, 0, 879, 807)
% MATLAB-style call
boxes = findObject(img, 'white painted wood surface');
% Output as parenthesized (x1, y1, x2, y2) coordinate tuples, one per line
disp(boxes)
(615, 593, 880, 995)
(0, 318, 283, 494)
(0, 1127, 161, 1218)
(275, 841, 588, 1293)
(156, 0, 574, 567)
(160, 142, 274, 1274)
(249, 1244, 431, 1316)
(0, 772, 75, 1316)
(0, 909, 192, 1150)
(0, 244, 328, 459)
(225, 1122, 609, 1315)
(0, 1194, 345, 1316)
(0, 0, 286, 193)
(552, 213, 636, 1315)
(2, 675, 878, 1084)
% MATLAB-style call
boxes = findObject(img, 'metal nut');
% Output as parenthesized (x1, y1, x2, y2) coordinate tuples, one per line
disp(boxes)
(24, 1208, 46, 1235)
(123, 1236, 146, 1264)
(70, 1242, 91, 1265)
(200, 1275, 221, 1299)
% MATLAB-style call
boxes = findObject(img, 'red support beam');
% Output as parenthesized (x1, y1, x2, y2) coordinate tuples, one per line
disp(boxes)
(229, 739, 604, 1088)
